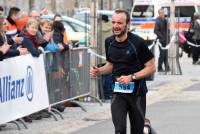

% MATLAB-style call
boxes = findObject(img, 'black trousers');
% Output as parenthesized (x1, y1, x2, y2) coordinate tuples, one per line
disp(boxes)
(158, 45, 169, 70)
(192, 40, 200, 62)
(111, 93, 146, 134)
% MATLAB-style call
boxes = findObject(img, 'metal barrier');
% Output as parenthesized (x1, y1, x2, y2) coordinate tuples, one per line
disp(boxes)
(69, 47, 90, 99)
(44, 47, 90, 106)
(0, 47, 94, 130)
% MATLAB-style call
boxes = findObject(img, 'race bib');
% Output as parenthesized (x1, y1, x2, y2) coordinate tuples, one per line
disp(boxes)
(113, 82, 135, 93)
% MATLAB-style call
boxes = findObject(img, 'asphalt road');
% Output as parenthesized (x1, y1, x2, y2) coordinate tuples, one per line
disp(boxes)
(72, 82, 200, 134)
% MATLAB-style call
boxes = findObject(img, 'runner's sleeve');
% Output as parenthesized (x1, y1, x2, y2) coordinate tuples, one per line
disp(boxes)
(138, 39, 154, 65)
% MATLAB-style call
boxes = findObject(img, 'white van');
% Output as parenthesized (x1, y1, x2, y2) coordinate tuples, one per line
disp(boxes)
(73, 10, 114, 24)
(130, 0, 200, 41)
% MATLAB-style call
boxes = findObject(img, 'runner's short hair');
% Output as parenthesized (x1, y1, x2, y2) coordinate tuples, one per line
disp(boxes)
(114, 9, 130, 24)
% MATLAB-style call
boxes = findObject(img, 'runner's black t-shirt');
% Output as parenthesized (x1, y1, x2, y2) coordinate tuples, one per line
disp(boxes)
(105, 32, 154, 94)
(105, 32, 154, 77)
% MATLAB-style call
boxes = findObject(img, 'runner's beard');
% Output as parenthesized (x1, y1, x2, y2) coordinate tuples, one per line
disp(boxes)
(113, 25, 128, 38)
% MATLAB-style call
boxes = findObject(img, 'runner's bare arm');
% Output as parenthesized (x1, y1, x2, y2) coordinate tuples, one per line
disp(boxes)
(135, 58, 156, 80)
(90, 62, 113, 77)
(99, 62, 113, 75)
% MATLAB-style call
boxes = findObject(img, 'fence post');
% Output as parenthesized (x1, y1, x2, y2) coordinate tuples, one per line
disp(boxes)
(89, 0, 99, 100)
(168, 0, 182, 75)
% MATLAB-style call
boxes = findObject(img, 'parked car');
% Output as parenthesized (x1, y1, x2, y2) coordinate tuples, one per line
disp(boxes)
(41, 15, 90, 46)
(73, 10, 114, 24)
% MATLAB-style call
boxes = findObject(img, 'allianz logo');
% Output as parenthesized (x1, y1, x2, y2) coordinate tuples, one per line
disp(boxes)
(0, 66, 34, 103)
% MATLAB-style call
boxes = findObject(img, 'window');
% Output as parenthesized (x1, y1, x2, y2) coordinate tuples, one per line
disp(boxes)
(175, 6, 195, 17)
(62, 21, 74, 32)
(198, 6, 200, 13)
(162, 7, 170, 17)
(132, 5, 154, 18)
(69, 22, 87, 32)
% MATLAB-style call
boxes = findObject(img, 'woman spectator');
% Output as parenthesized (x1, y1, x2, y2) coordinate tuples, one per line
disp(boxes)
(52, 21, 69, 51)
(38, 19, 65, 52)
(38, 19, 53, 48)
(53, 14, 69, 44)
(22, 18, 45, 57)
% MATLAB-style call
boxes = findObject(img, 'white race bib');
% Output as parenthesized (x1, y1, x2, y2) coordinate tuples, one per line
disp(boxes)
(113, 82, 135, 93)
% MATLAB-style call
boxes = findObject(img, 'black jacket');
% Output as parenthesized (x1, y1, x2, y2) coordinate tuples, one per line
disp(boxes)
(154, 17, 170, 45)
(0, 33, 20, 60)
(0, 51, 4, 61)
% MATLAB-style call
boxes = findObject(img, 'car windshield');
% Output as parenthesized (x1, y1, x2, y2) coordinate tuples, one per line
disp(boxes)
(198, 6, 200, 13)
(175, 6, 195, 17)
(132, 5, 154, 18)
(62, 21, 74, 32)
(69, 22, 88, 32)
(73, 13, 90, 23)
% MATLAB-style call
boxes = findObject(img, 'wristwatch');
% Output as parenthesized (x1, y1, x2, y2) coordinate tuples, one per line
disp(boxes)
(131, 74, 136, 80)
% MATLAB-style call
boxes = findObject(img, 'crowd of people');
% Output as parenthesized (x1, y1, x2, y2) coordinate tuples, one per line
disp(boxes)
(0, 6, 71, 124)
(0, 6, 69, 62)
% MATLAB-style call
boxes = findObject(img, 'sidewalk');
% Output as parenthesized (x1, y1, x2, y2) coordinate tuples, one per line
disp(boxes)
(1, 54, 200, 134)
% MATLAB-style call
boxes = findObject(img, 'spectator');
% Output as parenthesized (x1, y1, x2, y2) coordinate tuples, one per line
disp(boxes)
(38, 19, 53, 45)
(0, 16, 27, 60)
(192, 12, 200, 64)
(6, 7, 24, 49)
(22, 19, 44, 57)
(182, 14, 194, 57)
(97, 14, 113, 100)
(154, 8, 170, 72)
(17, 9, 49, 31)
(0, 6, 4, 16)
(53, 14, 62, 22)
(98, 14, 112, 64)
(38, 19, 62, 52)
(53, 14, 69, 44)
(52, 21, 69, 51)
(30, 10, 41, 22)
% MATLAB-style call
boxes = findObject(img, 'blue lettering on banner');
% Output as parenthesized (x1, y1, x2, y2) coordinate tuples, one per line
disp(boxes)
(0, 65, 34, 103)
(26, 66, 33, 102)
(0, 76, 24, 103)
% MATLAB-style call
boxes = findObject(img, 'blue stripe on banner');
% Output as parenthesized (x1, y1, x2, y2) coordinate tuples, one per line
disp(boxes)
(130, 18, 156, 22)
(131, 18, 190, 23)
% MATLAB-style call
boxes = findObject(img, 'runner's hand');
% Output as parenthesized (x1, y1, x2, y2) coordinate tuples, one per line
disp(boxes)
(90, 65, 100, 77)
(117, 75, 132, 84)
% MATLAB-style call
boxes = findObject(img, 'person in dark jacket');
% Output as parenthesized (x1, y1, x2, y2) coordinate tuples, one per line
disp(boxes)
(22, 18, 45, 57)
(6, 7, 24, 49)
(0, 6, 4, 16)
(52, 21, 69, 51)
(53, 14, 69, 44)
(0, 43, 11, 61)
(154, 8, 170, 72)
(0, 15, 27, 60)
(191, 12, 200, 64)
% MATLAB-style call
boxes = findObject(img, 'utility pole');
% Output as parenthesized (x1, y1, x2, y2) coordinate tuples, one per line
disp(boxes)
(108, 0, 112, 10)
(29, 0, 35, 11)
(51, 0, 56, 13)
(168, 0, 182, 75)
(3, 0, 8, 15)
(100, 0, 103, 10)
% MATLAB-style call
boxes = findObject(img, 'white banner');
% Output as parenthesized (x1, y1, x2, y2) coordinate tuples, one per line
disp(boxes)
(0, 54, 49, 124)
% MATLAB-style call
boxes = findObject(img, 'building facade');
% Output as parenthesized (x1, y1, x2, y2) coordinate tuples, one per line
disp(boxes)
(0, 0, 133, 16)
